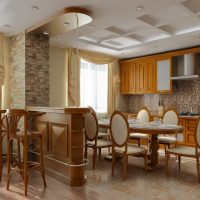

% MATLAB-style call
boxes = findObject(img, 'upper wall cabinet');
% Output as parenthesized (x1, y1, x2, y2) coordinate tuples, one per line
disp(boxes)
(156, 57, 171, 93)
(120, 61, 136, 94)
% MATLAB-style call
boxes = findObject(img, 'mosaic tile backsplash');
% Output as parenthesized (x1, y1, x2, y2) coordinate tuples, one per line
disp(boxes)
(128, 79, 200, 114)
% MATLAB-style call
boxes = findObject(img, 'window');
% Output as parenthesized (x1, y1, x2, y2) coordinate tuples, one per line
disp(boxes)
(80, 58, 108, 113)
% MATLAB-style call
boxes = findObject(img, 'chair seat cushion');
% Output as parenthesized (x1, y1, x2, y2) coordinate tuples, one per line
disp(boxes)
(87, 139, 111, 148)
(158, 136, 177, 144)
(129, 133, 149, 139)
(98, 132, 108, 138)
(114, 144, 146, 155)
(167, 146, 200, 156)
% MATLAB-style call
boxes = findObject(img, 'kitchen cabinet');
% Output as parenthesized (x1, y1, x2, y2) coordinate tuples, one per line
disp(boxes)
(120, 61, 136, 94)
(120, 59, 156, 94)
(156, 57, 171, 93)
(178, 117, 198, 146)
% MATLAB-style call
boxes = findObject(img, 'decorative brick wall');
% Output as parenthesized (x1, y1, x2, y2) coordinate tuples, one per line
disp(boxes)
(10, 33, 25, 108)
(25, 33, 49, 106)
(128, 79, 200, 114)
(9, 32, 49, 108)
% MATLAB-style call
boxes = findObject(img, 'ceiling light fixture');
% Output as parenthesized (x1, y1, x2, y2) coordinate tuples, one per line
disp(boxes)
(31, 5, 39, 10)
(136, 5, 143, 11)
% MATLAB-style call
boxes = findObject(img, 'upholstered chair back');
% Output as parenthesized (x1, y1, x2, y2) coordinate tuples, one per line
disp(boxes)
(163, 109, 178, 125)
(137, 108, 150, 122)
(84, 112, 98, 141)
(110, 111, 129, 147)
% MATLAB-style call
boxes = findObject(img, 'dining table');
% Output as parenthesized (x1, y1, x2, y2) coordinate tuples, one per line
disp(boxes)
(98, 118, 183, 169)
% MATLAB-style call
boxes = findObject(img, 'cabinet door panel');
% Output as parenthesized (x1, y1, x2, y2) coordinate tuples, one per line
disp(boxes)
(136, 62, 146, 93)
(120, 63, 129, 93)
(157, 59, 171, 93)
(128, 62, 136, 93)
(146, 61, 156, 93)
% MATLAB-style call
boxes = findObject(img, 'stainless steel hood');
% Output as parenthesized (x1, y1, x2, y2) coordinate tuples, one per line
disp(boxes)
(171, 53, 200, 80)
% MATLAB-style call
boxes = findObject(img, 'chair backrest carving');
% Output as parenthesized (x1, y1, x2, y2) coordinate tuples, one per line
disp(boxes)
(84, 112, 98, 141)
(137, 107, 150, 122)
(163, 108, 178, 125)
(110, 110, 129, 147)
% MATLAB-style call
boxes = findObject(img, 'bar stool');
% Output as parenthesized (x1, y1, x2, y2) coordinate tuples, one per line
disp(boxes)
(0, 109, 6, 181)
(6, 109, 46, 196)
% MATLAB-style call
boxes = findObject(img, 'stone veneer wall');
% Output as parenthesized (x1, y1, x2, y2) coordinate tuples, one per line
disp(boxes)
(128, 79, 200, 114)
(10, 33, 25, 108)
(25, 33, 49, 106)
(9, 32, 49, 108)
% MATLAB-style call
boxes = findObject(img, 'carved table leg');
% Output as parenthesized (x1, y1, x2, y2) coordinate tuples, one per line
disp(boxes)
(149, 134, 160, 167)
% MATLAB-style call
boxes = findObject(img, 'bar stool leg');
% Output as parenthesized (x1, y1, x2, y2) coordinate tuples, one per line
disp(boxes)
(39, 137, 46, 187)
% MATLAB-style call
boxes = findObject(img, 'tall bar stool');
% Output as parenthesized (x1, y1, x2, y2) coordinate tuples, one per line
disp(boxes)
(6, 109, 46, 196)
(0, 109, 6, 181)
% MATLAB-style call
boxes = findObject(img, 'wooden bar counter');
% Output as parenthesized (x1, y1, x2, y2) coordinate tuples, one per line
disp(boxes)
(26, 106, 90, 186)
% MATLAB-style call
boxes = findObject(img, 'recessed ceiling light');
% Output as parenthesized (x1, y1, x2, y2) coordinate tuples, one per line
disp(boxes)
(89, 25, 95, 28)
(43, 31, 49, 35)
(57, 38, 61, 41)
(64, 22, 70, 25)
(136, 5, 143, 11)
(31, 5, 39, 10)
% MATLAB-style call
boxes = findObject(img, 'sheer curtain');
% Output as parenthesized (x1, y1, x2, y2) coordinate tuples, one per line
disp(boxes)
(80, 59, 108, 113)
(68, 48, 120, 116)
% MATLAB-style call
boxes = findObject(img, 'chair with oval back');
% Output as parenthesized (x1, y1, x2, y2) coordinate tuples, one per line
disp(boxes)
(166, 118, 200, 182)
(129, 107, 151, 149)
(158, 108, 179, 154)
(84, 111, 111, 169)
(110, 110, 147, 180)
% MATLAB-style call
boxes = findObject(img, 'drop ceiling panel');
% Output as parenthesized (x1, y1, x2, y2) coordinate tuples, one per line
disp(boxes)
(150, 6, 190, 25)
(112, 19, 148, 33)
(101, 36, 140, 48)
(133, 28, 169, 42)
(167, 17, 200, 35)
(87, 29, 117, 40)
(181, 0, 200, 14)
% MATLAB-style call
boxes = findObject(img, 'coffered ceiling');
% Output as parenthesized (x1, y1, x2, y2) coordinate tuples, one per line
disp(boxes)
(1, 0, 200, 58)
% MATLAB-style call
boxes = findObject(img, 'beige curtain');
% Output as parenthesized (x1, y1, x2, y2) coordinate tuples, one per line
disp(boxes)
(0, 33, 5, 108)
(68, 48, 120, 116)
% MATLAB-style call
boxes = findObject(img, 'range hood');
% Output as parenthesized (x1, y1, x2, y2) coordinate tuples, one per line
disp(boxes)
(171, 53, 200, 80)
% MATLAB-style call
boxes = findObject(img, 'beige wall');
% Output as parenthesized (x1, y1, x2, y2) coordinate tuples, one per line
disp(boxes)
(49, 46, 68, 106)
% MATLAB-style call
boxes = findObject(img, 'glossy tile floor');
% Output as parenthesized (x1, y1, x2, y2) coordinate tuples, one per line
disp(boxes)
(0, 149, 200, 200)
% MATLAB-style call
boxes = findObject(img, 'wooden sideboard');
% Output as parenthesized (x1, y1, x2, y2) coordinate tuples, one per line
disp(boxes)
(26, 106, 90, 186)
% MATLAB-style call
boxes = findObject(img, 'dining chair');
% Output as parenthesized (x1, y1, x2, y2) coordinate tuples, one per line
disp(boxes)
(6, 109, 46, 196)
(0, 110, 6, 181)
(110, 110, 147, 180)
(88, 106, 108, 139)
(166, 118, 200, 182)
(84, 111, 111, 169)
(158, 108, 179, 154)
(129, 107, 151, 149)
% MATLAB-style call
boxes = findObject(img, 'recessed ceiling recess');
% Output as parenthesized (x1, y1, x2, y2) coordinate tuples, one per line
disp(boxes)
(27, 7, 92, 37)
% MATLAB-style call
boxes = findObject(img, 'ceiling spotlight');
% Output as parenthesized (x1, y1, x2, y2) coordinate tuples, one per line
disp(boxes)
(31, 5, 39, 10)
(64, 22, 70, 25)
(136, 5, 143, 11)
(43, 31, 49, 35)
